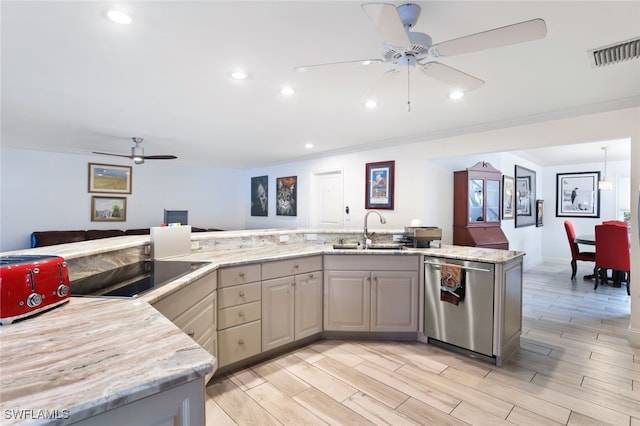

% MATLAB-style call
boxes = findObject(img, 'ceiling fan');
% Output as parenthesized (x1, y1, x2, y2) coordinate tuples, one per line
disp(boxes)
(93, 137, 177, 164)
(294, 2, 547, 110)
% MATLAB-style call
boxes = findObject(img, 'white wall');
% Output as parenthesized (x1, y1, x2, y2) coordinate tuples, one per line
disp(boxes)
(0, 148, 245, 251)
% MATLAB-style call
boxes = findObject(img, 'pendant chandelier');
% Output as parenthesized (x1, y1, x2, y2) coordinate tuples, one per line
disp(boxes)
(598, 147, 612, 191)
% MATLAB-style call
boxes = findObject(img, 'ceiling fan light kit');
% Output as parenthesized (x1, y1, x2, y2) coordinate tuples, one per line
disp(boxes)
(294, 2, 547, 110)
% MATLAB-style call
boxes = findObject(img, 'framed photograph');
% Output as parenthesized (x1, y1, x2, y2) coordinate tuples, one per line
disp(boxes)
(251, 175, 268, 217)
(88, 163, 132, 194)
(365, 160, 395, 210)
(91, 196, 126, 222)
(276, 176, 297, 216)
(514, 164, 536, 228)
(536, 199, 544, 227)
(555, 171, 601, 218)
(502, 175, 514, 220)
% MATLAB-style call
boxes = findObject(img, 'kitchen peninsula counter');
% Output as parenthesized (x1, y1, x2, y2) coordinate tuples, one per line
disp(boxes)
(0, 297, 215, 425)
(0, 229, 524, 424)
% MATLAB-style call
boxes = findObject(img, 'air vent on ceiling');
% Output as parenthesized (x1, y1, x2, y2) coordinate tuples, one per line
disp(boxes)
(588, 37, 640, 67)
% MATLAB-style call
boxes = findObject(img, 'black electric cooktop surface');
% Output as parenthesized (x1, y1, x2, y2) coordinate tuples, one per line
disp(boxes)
(71, 260, 209, 298)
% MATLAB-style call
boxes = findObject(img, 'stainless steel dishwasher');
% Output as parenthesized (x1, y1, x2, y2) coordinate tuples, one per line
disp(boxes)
(424, 257, 495, 360)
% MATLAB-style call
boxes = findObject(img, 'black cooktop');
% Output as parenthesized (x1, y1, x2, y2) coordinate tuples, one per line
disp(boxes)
(71, 260, 209, 298)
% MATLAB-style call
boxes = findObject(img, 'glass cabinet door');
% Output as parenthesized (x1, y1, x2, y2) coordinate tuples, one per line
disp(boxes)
(486, 179, 500, 222)
(469, 179, 484, 222)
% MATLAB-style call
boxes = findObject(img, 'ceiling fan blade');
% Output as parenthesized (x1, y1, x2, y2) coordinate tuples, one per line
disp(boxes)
(430, 18, 547, 57)
(420, 62, 485, 92)
(293, 59, 382, 72)
(142, 155, 177, 160)
(93, 151, 133, 159)
(361, 3, 411, 48)
(362, 68, 399, 101)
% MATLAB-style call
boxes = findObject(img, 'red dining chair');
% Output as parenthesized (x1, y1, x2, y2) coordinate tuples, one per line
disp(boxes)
(594, 223, 631, 295)
(564, 221, 596, 280)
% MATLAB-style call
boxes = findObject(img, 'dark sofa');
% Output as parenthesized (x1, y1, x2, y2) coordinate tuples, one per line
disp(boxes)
(30, 227, 221, 248)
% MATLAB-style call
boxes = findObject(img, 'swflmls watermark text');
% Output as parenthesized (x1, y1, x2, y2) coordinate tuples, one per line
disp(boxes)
(4, 409, 70, 421)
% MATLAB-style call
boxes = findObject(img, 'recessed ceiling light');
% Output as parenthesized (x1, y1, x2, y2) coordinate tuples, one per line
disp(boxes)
(363, 99, 378, 109)
(230, 70, 248, 80)
(449, 90, 464, 100)
(305, 143, 314, 149)
(280, 86, 295, 96)
(107, 10, 132, 25)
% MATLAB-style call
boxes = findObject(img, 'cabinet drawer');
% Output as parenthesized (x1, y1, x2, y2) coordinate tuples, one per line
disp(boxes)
(217, 264, 261, 288)
(217, 320, 261, 367)
(262, 256, 322, 280)
(324, 254, 419, 271)
(152, 272, 216, 321)
(218, 282, 261, 309)
(173, 292, 215, 347)
(218, 301, 261, 330)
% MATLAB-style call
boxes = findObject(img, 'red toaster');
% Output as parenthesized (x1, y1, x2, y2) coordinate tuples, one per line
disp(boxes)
(0, 255, 70, 325)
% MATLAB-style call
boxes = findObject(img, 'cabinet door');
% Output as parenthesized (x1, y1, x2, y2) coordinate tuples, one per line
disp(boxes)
(371, 271, 418, 332)
(486, 179, 501, 222)
(324, 270, 370, 331)
(468, 178, 485, 223)
(294, 271, 322, 340)
(261, 276, 295, 351)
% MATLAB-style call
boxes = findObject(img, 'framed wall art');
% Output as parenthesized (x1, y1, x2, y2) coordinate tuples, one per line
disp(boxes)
(365, 160, 394, 210)
(276, 176, 297, 216)
(250, 175, 268, 217)
(502, 175, 514, 220)
(514, 164, 536, 228)
(555, 171, 600, 218)
(88, 163, 132, 194)
(536, 199, 544, 227)
(91, 196, 126, 222)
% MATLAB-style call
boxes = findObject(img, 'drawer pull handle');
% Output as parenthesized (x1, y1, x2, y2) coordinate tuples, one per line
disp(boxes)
(238, 311, 244, 317)
(187, 331, 195, 337)
(238, 339, 245, 346)
(239, 291, 245, 298)
(239, 272, 245, 277)
(308, 273, 314, 278)
(294, 264, 299, 269)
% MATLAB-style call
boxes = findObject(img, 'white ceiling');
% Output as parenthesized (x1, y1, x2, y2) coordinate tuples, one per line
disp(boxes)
(2, 1, 639, 169)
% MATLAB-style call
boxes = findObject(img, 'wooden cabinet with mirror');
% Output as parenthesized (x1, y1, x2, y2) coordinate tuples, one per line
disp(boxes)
(454, 161, 509, 249)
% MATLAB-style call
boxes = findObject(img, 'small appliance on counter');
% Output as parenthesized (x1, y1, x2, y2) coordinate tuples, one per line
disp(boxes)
(0, 255, 70, 325)
(404, 226, 442, 248)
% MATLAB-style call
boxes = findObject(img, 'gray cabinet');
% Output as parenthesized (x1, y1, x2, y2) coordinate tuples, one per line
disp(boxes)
(262, 256, 322, 352)
(152, 271, 217, 364)
(323, 255, 419, 332)
(217, 263, 262, 367)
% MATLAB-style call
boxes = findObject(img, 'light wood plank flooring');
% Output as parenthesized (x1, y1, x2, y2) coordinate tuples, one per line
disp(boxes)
(205, 260, 638, 425)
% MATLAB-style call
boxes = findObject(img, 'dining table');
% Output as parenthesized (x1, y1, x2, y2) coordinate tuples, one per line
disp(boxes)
(574, 235, 595, 245)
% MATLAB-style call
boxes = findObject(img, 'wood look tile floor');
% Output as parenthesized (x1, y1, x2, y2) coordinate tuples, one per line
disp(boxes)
(205, 260, 638, 425)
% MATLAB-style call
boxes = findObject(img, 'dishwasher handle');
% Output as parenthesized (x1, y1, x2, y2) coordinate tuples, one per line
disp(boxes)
(424, 261, 492, 273)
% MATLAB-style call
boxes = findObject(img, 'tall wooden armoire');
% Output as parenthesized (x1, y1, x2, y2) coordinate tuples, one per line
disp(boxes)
(453, 161, 509, 249)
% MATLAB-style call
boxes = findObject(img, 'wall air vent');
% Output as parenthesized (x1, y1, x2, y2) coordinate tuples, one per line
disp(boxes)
(588, 37, 640, 67)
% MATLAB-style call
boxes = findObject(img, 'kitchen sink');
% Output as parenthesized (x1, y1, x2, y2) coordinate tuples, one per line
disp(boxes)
(332, 243, 405, 250)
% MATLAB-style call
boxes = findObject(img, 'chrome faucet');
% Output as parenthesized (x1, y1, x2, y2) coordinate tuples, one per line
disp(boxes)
(364, 210, 386, 247)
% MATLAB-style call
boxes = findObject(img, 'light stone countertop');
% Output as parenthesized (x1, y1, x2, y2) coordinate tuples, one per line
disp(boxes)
(138, 242, 525, 304)
(0, 297, 215, 425)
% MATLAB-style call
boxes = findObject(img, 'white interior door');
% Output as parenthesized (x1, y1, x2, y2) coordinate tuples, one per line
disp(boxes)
(311, 169, 343, 228)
